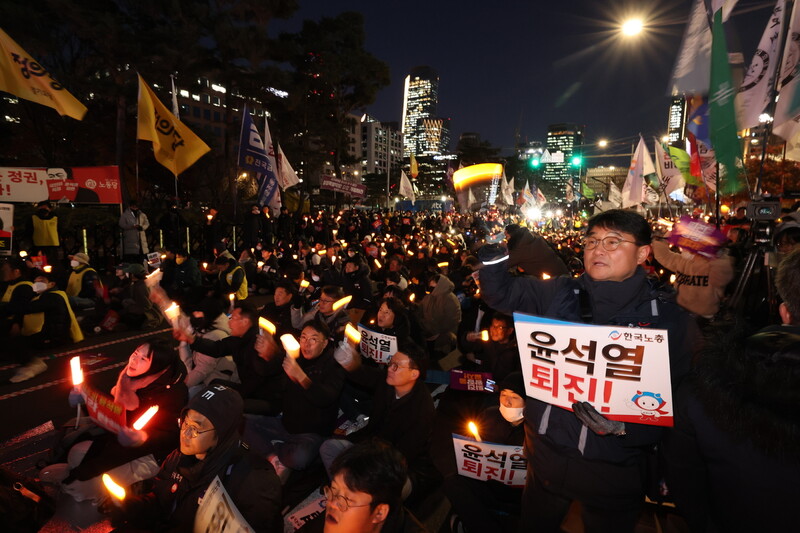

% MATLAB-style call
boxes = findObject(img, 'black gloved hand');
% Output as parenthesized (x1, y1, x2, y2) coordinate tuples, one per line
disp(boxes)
(476, 243, 508, 265)
(572, 401, 626, 436)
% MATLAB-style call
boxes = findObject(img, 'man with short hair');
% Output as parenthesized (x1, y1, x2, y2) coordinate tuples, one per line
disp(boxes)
(260, 280, 297, 336)
(480, 209, 697, 532)
(292, 285, 349, 336)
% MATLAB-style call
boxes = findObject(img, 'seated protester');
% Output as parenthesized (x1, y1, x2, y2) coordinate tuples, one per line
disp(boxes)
(108, 263, 132, 308)
(459, 313, 520, 383)
(174, 303, 283, 416)
(107, 384, 282, 533)
(167, 249, 202, 303)
(370, 297, 411, 340)
(260, 279, 298, 336)
(343, 256, 374, 323)
(6, 270, 83, 382)
(291, 285, 350, 339)
(255, 244, 280, 294)
(120, 263, 163, 329)
(238, 248, 259, 294)
(300, 440, 427, 533)
(180, 297, 238, 398)
(322, 341, 440, 506)
(307, 264, 325, 300)
(215, 256, 247, 301)
(443, 372, 526, 532)
(242, 319, 347, 479)
(0, 257, 34, 338)
(49, 340, 188, 502)
(65, 252, 103, 311)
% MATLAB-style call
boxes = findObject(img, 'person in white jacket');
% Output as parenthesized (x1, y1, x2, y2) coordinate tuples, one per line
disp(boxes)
(179, 297, 239, 397)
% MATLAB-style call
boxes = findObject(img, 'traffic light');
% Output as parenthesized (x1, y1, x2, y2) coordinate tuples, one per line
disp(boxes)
(570, 156, 582, 167)
(530, 157, 540, 168)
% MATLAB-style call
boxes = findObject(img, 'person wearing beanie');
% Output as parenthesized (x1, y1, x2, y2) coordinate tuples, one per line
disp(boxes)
(443, 371, 526, 532)
(108, 384, 282, 533)
(66, 252, 103, 311)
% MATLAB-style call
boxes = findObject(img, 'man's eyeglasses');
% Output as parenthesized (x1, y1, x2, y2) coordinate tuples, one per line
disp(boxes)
(319, 298, 336, 304)
(178, 418, 215, 439)
(582, 236, 638, 251)
(387, 357, 415, 372)
(323, 485, 372, 512)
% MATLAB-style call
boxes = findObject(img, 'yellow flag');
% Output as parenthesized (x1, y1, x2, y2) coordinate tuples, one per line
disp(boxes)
(0, 28, 87, 120)
(137, 74, 210, 176)
(410, 153, 419, 178)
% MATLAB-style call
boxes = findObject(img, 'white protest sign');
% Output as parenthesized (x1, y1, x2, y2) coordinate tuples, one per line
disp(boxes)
(357, 323, 397, 364)
(513, 313, 673, 427)
(194, 476, 253, 533)
(284, 488, 326, 532)
(451, 434, 526, 487)
(0, 203, 13, 255)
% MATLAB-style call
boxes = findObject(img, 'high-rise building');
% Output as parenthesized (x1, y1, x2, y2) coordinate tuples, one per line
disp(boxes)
(359, 114, 404, 176)
(667, 97, 686, 144)
(542, 123, 584, 201)
(401, 66, 440, 157)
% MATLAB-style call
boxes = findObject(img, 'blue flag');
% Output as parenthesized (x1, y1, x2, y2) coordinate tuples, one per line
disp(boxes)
(238, 106, 279, 206)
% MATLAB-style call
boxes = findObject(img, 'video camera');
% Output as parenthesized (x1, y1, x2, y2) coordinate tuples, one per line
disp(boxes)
(747, 201, 781, 245)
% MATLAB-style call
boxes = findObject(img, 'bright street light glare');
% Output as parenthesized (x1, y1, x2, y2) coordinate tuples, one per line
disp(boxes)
(621, 18, 644, 36)
(598, 139, 608, 148)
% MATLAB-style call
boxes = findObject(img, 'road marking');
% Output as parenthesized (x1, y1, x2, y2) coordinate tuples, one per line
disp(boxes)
(0, 328, 170, 372)
(0, 361, 127, 401)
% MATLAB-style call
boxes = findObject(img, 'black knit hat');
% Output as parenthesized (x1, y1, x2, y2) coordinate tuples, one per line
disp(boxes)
(184, 384, 243, 440)
(498, 371, 526, 398)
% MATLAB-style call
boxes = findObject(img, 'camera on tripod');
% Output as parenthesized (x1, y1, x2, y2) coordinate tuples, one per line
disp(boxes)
(747, 201, 780, 245)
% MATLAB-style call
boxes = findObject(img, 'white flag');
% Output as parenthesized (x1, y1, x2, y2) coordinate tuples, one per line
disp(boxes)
(170, 75, 180, 119)
(502, 174, 514, 206)
(276, 145, 301, 189)
(263, 115, 279, 184)
(696, 139, 718, 191)
(467, 187, 476, 208)
(736, 0, 786, 129)
(654, 140, 685, 196)
(773, 1, 800, 149)
(608, 181, 622, 208)
(622, 136, 654, 208)
(399, 170, 415, 204)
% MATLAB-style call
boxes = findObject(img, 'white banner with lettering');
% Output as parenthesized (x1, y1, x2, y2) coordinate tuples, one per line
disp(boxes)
(194, 476, 253, 533)
(452, 435, 526, 487)
(357, 323, 397, 364)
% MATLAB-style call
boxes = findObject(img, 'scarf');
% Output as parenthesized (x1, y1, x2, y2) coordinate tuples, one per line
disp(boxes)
(111, 366, 169, 411)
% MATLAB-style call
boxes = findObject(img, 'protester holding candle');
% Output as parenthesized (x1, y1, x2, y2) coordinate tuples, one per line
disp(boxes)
(44, 340, 188, 503)
(259, 280, 299, 337)
(106, 384, 282, 533)
(460, 313, 520, 383)
(291, 285, 350, 338)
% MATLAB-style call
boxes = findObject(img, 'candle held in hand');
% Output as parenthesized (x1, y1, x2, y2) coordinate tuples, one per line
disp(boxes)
(468, 421, 482, 442)
(344, 323, 361, 345)
(332, 295, 352, 312)
(70, 356, 83, 386)
(480, 330, 489, 342)
(280, 334, 300, 359)
(102, 474, 126, 500)
(163, 302, 180, 323)
(132, 405, 159, 430)
(258, 317, 276, 335)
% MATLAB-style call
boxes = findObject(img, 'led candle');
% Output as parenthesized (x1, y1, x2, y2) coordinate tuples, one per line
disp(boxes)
(468, 421, 481, 442)
(332, 295, 352, 312)
(344, 323, 361, 345)
(70, 356, 83, 386)
(132, 405, 159, 431)
(258, 317, 276, 335)
(280, 334, 300, 359)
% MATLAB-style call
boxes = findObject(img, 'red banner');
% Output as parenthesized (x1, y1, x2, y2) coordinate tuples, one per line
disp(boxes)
(320, 175, 366, 198)
(0, 166, 122, 204)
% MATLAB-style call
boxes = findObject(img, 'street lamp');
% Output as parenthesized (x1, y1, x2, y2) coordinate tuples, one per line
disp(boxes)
(620, 18, 644, 37)
(598, 139, 608, 148)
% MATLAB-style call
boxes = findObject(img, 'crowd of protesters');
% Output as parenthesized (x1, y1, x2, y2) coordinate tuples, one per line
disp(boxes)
(2, 199, 800, 532)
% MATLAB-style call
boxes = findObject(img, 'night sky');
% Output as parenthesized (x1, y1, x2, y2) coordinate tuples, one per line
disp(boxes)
(272, 0, 768, 157)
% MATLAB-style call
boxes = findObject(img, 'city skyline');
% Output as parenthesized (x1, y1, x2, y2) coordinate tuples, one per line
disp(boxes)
(273, 0, 766, 156)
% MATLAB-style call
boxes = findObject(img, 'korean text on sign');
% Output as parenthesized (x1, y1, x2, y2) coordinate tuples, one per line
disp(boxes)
(357, 324, 397, 364)
(451, 435, 526, 488)
(513, 313, 673, 427)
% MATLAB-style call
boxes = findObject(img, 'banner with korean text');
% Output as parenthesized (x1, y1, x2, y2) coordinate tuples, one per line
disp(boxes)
(0, 203, 12, 255)
(449, 369, 495, 393)
(513, 313, 673, 427)
(81, 384, 126, 433)
(451, 434, 526, 487)
(357, 323, 397, 364)
(194, 476, 252, 533)
(0, 166, 123, 204)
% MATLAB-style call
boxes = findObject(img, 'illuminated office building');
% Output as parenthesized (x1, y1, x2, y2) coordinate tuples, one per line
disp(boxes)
(401, 66, 440, 157)
(542, 123, 584, 201)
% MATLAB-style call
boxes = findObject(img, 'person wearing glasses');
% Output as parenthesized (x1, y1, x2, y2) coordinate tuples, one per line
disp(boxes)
(302, 440, 426, 533)
(321, 340, 439, 507)
(291, 285, 350, 338)
(479, 209, 697, 533)
(106, 384, 282, 532)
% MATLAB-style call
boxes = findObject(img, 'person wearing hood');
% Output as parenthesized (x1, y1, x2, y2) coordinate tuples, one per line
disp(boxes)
(46, 340, 188, 503)
(66, 252, 103, 311)
(504, 224, 569, 279)
(443, 372, 526, 532)
(107, 384, 282, 532)
(417, 273, 461, 360)
(215, 256, 247, 301)
(479, 210, 697, 533)
(119, 200, 150, 264)
(180, 297, 237, 398)
(342, 256, 373, 323)
(6, 270, 83, 382)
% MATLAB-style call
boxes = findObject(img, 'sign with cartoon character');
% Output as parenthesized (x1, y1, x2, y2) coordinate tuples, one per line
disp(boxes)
(513, 313, 674, 427)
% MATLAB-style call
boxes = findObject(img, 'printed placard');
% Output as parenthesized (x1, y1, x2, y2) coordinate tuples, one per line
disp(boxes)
(81, 384, 126, 433)
(0, 203, 13, 255)
(357, 323, 397, 364)
(195, 475, 253, 533)
(284, 488, 326, 531)
(449, 369, 495, 393)
(0, 166, 122, 204)
(452, 434, 526, 487)
(514, 313, 673, 427)
(668, 215, 726, 258)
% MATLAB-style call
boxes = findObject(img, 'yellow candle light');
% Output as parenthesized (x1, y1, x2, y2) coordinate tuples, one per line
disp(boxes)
(437, 261, 448, 268)
(102, 474, 126, 501)
(467, 421, 482, 442)
(19, 250, 28, 258)
(132, 405, 159, 431)
(280, 334, 300, 359)
(70, 356, 83, 386)
(542, 273, 551, 280)
(374, 259, 382, 269)
(202, 262, 208, 269)
(332, 295, 352, 312)
(299, 280, 310, 290)
(43, 265, 52, 273)
(206, 214, 213, 221)
(409, 293, 416, 303)
(258, 317, 276, 335)
(480, 330, 489, 342)
(257, 261, 265, 268)
(670, 274, 677, 284)
(344, 323, 361, 345)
